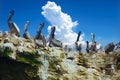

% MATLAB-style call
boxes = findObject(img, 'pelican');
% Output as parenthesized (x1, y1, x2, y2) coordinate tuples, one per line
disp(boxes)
(48, 26, 62, 47)
(23, 21, 31, 39)
(48, 26, 55, 42)
(86, 41, 90, 53)
(8, 10, 20, 36)
(104, 42, 115, 54)
(91, 33, 95, 43)
(35, 22, 46, 46)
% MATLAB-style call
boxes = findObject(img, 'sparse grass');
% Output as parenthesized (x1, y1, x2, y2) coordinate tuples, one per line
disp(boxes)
(16, 51, 41, 67)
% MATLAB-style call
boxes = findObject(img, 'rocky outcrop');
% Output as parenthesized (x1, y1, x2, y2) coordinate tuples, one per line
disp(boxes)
(0, 33, 120, 80)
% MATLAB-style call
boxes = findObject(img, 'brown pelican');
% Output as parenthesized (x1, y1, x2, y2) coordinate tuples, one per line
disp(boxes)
(75, 31, 82, 53)
(48, 26, 62, 47)
(91, 33, 95, 43)
(86, 41, 90, 53)
(90, 41, 97, 53)
(23, 21, 31, 39)
(48, 26, 55, 42)
(8, 10, 20, 36)
(104, 42, 115, 54)
(35, 22, 46, 47)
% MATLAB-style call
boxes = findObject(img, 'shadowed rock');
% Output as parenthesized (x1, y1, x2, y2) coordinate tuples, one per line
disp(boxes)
(23, 21, 31, 39)
(0, 57, 39, 80)
(35, 22, 46, 47)
(48, 26, 62, 47)
(104, 42, 115, 54)
(8, 10, 20, 36)
(67, 57, 74, 60)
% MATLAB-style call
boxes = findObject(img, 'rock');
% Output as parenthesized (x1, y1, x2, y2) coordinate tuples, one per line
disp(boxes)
(61, 59, 77, 74)
(3, 43, 14, 52)
(4, 37, 10, 43)
(4, 31, 9, 34)
(49, 47, 65, 58)
(67, 50, 74, 57)
(0, 57, 39, 80)
(86, 53, 106, 68)
(8, 34, 19, 46)
(3, 31, 9, 37)
(0, 42, 17, 59)
(74, 53, 88, 67)
(0, 32, 119, 80)
(0, 38, 2, 43)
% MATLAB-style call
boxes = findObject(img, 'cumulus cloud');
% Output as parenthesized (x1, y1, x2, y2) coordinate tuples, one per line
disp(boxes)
(41, 1, 85, 47)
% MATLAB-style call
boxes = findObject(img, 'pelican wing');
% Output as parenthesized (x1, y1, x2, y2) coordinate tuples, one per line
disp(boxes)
(11, 22, 20, 36)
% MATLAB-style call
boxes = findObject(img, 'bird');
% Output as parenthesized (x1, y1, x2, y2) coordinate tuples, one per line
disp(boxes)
(8, 10, 20, 36)
(86, 41, 90, 53)
(104, 42, 115, 54)
(23, 21, 31, 39)
(35, 22, 46, 46)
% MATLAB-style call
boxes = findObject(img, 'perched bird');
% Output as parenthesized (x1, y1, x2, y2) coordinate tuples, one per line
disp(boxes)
(35, 22, 46, 46)
(104, 42, 115, 54)
(48, 26, 62, 47)
(8, 10, 20, 36)
(91, 33, 95, 43)
(86, 41, 90, 53)
(23, 21, 31, 39)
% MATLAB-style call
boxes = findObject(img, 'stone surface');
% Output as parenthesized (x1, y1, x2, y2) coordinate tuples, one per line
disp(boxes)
(0, 33, 120, 80)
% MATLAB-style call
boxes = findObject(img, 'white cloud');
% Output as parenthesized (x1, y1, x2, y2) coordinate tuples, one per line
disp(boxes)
(41, 1, 85, 47)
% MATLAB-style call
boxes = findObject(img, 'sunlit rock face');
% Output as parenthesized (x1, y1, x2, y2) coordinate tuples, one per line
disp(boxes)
(0, 34, 120, 80)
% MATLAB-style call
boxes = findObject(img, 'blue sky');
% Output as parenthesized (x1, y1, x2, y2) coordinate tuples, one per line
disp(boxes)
(0, 0, 119, 47)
